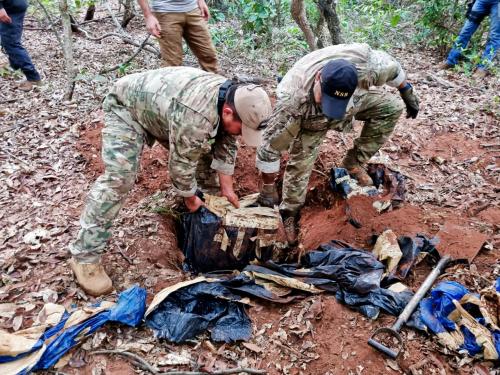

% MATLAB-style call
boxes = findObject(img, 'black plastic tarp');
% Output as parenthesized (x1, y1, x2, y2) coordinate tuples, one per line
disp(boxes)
(146, 281, 252, 343)
(264, 241, 385, 294)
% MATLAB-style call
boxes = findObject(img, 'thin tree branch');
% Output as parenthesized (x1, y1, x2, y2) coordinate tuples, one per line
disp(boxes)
(100, 2, 160, 57)
(75, 26, 160, 57)
(90, 350, 160, 374)
(105, 1, 127, 34)
(99, 34, 151, 73)
(34, 0, 63, 47)
(90, 350, 267, 375)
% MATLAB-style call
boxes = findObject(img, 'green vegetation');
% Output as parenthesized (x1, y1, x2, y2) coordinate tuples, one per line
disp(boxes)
(204, 0, 496, 74)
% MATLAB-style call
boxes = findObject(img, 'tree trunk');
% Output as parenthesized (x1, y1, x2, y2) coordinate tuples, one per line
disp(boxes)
(69, 14, 79, 33)
(291, 0, 316, 51)
(84, 4, 96, 21)
(316, 0, 343, 45)
(313, 12, 329, 48)
(121, 0, 136, 29)
(59, 0, 76, 100)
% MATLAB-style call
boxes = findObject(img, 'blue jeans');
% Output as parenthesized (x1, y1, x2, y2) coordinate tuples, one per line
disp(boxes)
(446, 0, 500, 69)
(0, 11, 40, 81)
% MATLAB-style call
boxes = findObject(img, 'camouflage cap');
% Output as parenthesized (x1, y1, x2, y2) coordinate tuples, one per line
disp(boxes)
(234, 85, 272, 147)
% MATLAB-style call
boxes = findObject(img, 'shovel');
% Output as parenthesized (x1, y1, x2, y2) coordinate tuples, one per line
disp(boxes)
(367, 255, 451, 359)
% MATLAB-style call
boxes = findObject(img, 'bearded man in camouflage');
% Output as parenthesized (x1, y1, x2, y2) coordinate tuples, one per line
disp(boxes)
(256, 43, 420, 246)
(69, 67, 272, 296)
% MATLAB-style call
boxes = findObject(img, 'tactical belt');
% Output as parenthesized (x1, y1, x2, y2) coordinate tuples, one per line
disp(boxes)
(217, 80, 235, 117)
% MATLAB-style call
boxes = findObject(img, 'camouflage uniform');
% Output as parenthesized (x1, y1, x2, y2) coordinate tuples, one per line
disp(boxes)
(70, 67, 237, 262)
(256, 43, 406, 212)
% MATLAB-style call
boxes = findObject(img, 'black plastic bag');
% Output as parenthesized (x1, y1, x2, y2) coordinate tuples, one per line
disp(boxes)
(336, 287, 425, 329)
(180, 207, 270, 273)
(383, 234, 440, 286)
(266, 241, 385, 294)
(145, 281, 252, 343)
(220, 272, 297, 303)
(366, 164, 406, 207)
(179, 192, 280, 273)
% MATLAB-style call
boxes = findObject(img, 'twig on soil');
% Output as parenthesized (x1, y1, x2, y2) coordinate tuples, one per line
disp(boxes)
(90, 350, 160, 374)
(274, 341, 306, 359)
(79, 15, 115, 25)
(0, 148, 31, 167)
(0, 97, 20, 104)
(312, 168, 328, 178)
(160, 370, 266, 375)
(93, 2, 161, 58)
(99, 34, 151, 74)
(198, 370, 266, 375)
(116, 245, 134, 264)
(90, 349, 266, 374)
(425, 73, 456, 88)
(76, 28, 160, 57)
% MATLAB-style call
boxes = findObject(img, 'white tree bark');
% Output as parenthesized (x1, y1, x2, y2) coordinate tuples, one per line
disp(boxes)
(59, 0, 76, 100)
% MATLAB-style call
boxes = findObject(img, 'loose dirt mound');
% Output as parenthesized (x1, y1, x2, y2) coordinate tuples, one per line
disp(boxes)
(73, 113, 498, 374)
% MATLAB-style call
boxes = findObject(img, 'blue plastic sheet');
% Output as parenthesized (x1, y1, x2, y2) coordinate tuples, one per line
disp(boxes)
(35, 285, 146, 370)
(420, 279, 500, 359)
(0, 285, 146, 373)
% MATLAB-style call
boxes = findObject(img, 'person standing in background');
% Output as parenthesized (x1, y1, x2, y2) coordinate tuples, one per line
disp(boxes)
(137, 0, 218, 72)
(0, 0, 42, 91)
(439, 0, 499, 78)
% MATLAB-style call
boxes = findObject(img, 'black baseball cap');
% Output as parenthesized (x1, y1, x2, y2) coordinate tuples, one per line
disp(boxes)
(320, 59, 358, 120)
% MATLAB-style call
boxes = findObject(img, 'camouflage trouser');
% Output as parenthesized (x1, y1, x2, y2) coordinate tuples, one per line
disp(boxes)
(270, 89, 404, 213)
(70, 98, 217, 263)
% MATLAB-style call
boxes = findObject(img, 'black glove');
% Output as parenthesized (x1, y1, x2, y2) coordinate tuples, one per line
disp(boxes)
(257, 183, 279, 207)
(399, 83, 419, 119)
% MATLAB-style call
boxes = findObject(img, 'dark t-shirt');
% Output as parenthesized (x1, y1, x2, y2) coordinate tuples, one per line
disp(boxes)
(0, 0, 28, 14)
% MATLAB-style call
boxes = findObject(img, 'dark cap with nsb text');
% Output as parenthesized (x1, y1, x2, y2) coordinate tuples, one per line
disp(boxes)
(320, 59, 358, 120)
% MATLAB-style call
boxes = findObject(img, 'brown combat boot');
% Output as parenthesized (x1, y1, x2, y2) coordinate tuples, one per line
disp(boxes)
(18, 80, 42, 92)
(69, 258, 113, 297)
(0, 52, 9, 69)
(473, 68, 488, 79)
(341, 149, 374, 186)
(438, 61, 453, 70)
(345, 165, 374, 186)
(280, 210, 299, 247)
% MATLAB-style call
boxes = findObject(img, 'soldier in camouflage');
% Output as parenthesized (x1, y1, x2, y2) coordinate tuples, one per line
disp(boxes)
(69, 67, 272, 296)
(256, 43, 420, 246)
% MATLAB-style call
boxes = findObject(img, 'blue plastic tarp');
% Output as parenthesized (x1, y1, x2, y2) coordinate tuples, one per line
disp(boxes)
(419, 279, 500, 360)
(0, 285, 146, 374)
